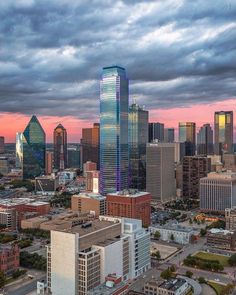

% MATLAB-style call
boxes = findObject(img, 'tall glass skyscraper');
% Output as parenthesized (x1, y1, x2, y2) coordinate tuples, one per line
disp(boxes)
(16, 115, 46, 179)
(129, 103, 148, 190)
(100, 66, 129, 195)
(214, 111, 233, 155)
(53, 124, 67, 170)
(148, 122, 164, 142)
(179, 122, 196, 156)
(197, 123, 213, 155)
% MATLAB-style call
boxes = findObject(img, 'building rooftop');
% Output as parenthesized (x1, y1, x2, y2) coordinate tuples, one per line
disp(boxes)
(73, 192, 106, 201)
(150, 222, 196, 233)
(88, 280, 127, 295)
(204, 171, 236, 180)
(209, 228, 235, 235)
(146, 278, 187, 291)
(107, 190, 150, 198)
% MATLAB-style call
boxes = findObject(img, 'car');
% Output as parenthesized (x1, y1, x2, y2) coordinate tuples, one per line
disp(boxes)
(214, 278, 220, 282)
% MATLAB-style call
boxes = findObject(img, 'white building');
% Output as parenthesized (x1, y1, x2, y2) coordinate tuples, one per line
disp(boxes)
(47, 216, 150, 295)
(149, 223, 197, 245)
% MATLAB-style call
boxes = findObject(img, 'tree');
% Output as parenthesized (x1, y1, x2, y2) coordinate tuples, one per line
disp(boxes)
(0, 271, 6, 288)
(152, 250, 161, 260)
(198, 277, 206, 284)
(160, 268, 172, 280)
(154, 231, 161, 240)
(185, 270, 193, 278)
(169, 265, 176, 273)
(220, 284, 234, 295)
(200, 228, 207, 236)
(170, 233, 175, 241)
(189, 218, 193, 224)
(228, 253, 236, 266)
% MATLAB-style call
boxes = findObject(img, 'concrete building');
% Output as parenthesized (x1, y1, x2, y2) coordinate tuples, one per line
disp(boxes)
(144, 278, 190, 295)
(164, 128, 175, 143)
(47, 216, 150, 295)
(179, 122, 196, 156)
(35, 175, 59, 196)
(0, 208, 17, 230)
(45, 151, 53, 175)
(146, 142, 176, 203)
(182, 156, 211, 199)
(0, 157, 9, 175)
(83, 161, 97, 176)
(71, 193, 106, 216)
(223, 154, 236, 172)
(106, 190, 151, 227)
(0, 243, 19, 275)
(149, 223, 198, 245)
(200, 172, 236, 213)
(149, 122, 164, 142)
(0, 136, 4, 154)
(225, 207, 236, 231)
(206, 228, 236, 251)
(86, 170, 100, 193)
(207, 154, 223, 172)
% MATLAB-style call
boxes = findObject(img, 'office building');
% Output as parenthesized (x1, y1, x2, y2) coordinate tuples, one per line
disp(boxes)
(182, 156, 211, 199)
(225, 208, 236, 231)
(223, 154, 236, 172)
(106, 190, 151, 227)
(47, 216, 150, 295)
(68, 146, 80, 168)
(80, 123, 99, 168)
(45, 151, 53, 175)
(144, 278, 190, 295)
(35, 175, 59, 196)
(0, 136, 4, 154)
(0, 208, 17, 230)
(197, 123, 213, 155)
(0, 244, 19, 276)
(129, 103, 148, 190)
(53, 124, 67, 170)
(179, 122, 196, 156)
(146, 142, 176, 203)
(0, 157, 9, 175)
(83, 161, 97, 176)
(86, 170, 100, 193)
(16, 115, 46, 179)
(100, 66, 129, 194)
(214, 111, 233, 155)
(200, 171, 236, 213)
(164, 128, 175, 143)
(71, 193, 106, 216)
(206, 228, 236, 251)
(148, 122, 164, 142)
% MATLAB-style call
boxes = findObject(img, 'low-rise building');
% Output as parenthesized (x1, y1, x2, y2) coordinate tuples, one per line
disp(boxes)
(225, 207, 236, 231)
(0, 208, 17, 230)
(0, 243, 19, 275)
(143, 278, 190, 295)
(206, 228, 236, 251)
(149, 223, 198, 245)
(35, 175, 59, 196)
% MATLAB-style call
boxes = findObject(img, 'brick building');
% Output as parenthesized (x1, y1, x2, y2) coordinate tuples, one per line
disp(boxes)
(0, 243, 19, 275)
(206, 228, 236, 251)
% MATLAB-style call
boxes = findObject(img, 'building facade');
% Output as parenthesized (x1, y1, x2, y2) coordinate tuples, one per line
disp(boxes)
(148, 122, 164, 143)
(164, 128, 175, 143)
(197, 123, 214, 155)
(129, 103, 148, 190)
(100, 66, 129, 195)
(53, 124, 67, 170)
(179, 122, 196, 156)
(225, 207, 236, 231)
(0, 136, 4, 154)
(144, 278, 190, 295)
(45, 151, 53, 175)
(0, 244, 19, 275)
(206, 228, 236, 251)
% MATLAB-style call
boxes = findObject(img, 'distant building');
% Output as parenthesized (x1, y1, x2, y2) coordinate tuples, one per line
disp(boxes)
(214, 111, 233, 155)
(223, 154, 236, 172)
(206, 228, 236, 251)
(144, 278, 191, 295)
(0, 136, 4, 154)
(106, 190, 151, 227)
(35, 175, 59, 196)
(179, 122, 196, 156)
(164, 128, 175, 143)
(182, 156, 211, 199)
(149, 122, 164, 142)
(16, 115, 46, 179)
(129, 103, 148, 190)
(45, 151, 53, 175)
(67, 146, 80, 168)
(83, 161, 97, 176)
(53, 124, 67, 170)
(207, 154, 223, 172)
(0, 244, 19, 276)
(146, 142, 176, 203)
(71, 193, 106, 216)
(0, 157, 9, 175)
(200, 171, 236, 213)
(225, 208, 236, 231)
(197, 123, 213, 155)
(0, 208, 17, 230)
(86, 170, 100, 193)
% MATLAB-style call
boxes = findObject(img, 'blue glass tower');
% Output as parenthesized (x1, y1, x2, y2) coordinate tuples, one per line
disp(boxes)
(100, 66, 129, 195)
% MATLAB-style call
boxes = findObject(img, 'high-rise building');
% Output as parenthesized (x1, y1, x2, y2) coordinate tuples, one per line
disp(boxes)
(16, 116, 46, 179)
(83, 161, 97, 177)
(0, 157, 9, 175)
(225, 208, 236, 231)
(214, 111, 233, 155)
(182, 156, 211, 200)
(148, 122, 164, 142)
(47, 216, 150, 295)
(45, 151, 53, 175)
(80, 123, 99, 169)
(164, 128, 175, 143)
(197, 123, 213, 155)
(85, 170, 100, 193)
(200, 171, 236, 213)
(179, 122, 196, 156)
(106, 190, 151, 227)
(129, 103, 148, 190)
(0, 137, 4, 154)
(67, 146, 80, 168)
(53, 124, 67, 170)
(146, 142, 176, 203)
(100, 66, 129, 195)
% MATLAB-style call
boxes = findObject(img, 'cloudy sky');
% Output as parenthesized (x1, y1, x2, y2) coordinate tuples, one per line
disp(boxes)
(0, 0, 236, 142)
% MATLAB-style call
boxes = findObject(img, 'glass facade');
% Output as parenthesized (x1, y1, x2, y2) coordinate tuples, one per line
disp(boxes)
(197, 123, 213, 155)
(129, 103, 148, 190)
(53, 124, 67, 170)
(179, 122, 196, 156)
(15, 132, 23, 169)
(21, 115, 46, 179)
(148, 122, 164, 142)
(100, 66, 129, 194)
(214, 111, 233, 155)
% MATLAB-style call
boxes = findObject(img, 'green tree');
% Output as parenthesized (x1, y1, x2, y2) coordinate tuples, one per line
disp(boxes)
(0, 271, 6, 288)
(154, 231, 161, 240)
(160, 268, 172, 280)
(170, 233, 175, 241)
(169, 265, 176, 272)
(185, 270, 193, 278)
(228, 253, 236, 266)
(198, 277, 206, 284)
(152, 251, 161, 260)
(189, 218, 193, 224)
(200, 228, 207, 236)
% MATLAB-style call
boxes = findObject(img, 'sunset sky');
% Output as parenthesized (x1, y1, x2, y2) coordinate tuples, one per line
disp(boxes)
(0, 0, 235, 142)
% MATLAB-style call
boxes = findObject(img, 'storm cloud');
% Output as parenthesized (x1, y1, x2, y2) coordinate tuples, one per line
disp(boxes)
(0, 0, 236, 120)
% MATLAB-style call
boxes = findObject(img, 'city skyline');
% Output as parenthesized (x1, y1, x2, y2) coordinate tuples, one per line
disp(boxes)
(0, 1, 236, 142)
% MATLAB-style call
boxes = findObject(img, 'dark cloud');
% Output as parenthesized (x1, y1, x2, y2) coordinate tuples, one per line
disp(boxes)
(0, 0, 235, 120)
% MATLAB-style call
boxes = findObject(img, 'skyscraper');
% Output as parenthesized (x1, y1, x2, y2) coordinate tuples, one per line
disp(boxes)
(16, 115, 46, 179)
(53, 124, 67, 170)
(197, 123, 213, 155)
(148, 122, 164, 142)
(164, 128, 175, 143)
(179, 122, 196, 156)
(0, 137, 4, 154)
(100, 66, 129, 195)
(80, 123, 99, 169)
(214, 111, 233, 155)
(129, 103, 148, 190)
